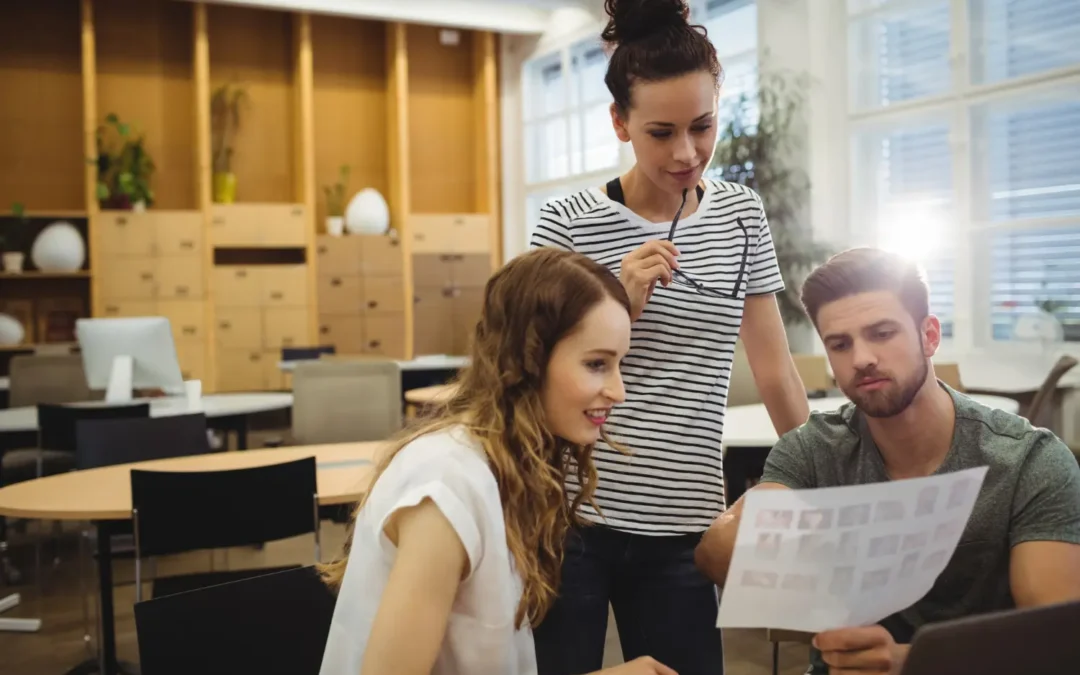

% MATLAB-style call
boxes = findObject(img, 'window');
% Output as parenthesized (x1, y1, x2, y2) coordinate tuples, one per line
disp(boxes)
(847, 0, 1080, 345)
(695, 0, 760, 125)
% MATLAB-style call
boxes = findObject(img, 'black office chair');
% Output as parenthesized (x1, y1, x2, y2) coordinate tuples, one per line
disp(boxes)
(1, 403, 150, 485)
(134, 565, 336, 675)
(130, 457, 320, 602)
(281, 345, 336, 362)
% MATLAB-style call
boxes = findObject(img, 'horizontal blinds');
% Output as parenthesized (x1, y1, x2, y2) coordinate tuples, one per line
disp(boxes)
(990, 226, 1080, 341)
(972, 0, 1080, 84)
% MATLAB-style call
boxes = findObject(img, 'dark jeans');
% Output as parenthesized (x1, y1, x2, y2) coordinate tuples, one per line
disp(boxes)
(534, 524, 724, 675)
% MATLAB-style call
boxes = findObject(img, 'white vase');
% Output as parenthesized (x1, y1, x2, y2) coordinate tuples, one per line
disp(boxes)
(344, 188, 390, 235)
(2, 251, 24, 273)
(0, 313, 25, 346)
(133, 200, 147, 213)
(326, 216, 345, 236)
(31, 221, 86, 272)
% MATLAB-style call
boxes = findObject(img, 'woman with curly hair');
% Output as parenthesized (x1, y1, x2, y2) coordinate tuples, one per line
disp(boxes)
(318, 248, 675, 675)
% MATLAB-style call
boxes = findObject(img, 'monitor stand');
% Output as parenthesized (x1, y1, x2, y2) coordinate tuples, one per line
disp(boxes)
(104, 355, 134, 403)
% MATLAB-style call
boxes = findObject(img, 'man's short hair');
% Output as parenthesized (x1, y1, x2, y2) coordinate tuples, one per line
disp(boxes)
(801, 247, 930, 327)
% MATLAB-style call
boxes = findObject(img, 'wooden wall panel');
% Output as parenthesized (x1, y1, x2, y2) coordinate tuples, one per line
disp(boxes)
(406, 25, 477, 214)
(95, 0, 197, 210)
(0, 0, 86, 211)
(311, 15, 388, 229)
(207, 3, 296, 203)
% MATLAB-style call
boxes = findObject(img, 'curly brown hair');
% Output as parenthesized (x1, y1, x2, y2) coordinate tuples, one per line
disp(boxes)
(319, 247, 631, 628)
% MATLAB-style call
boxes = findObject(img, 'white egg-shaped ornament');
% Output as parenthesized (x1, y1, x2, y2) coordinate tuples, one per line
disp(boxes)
(345, 188, 390, 235)
(0, 313, 25, 346)
(31, 221, 86, 272)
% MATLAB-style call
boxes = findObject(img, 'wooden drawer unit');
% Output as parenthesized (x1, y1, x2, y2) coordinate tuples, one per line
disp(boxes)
(453, 254, 491, 287)
(215, 307, 262, 350)
(360, 234, 403, 276)
(99, 258, 157, 301)
(156, 257, 204, 300)
(413, 286, 454, 356)
(211, 204, 305, 247)
(216, 348, 267, 392)
(100, 300, 156, 318)
(452, 286, 484, 355)
(263, 307, 311, 350)
(174, 340, 206, 382)
(409, 214, 489, 254)
(155, 214, 203, 256)
(317, 314, 364, 353)
(263, 265, 309, 306)
(317, 274, 362, 315)
(413, 254, 453, 288)
(159, 300, 205, 342)
(214, 266, 263, 307)
(98, 211, 156, 257)
(362, 277, 404, 314)
(315, 235, 363, 277)
(363, 313, 405, 358)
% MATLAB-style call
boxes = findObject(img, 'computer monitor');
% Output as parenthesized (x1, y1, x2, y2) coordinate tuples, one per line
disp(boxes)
(76, 317, 184, 402)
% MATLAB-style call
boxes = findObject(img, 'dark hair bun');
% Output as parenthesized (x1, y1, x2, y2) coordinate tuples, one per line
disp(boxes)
(601, 0, 691, 45)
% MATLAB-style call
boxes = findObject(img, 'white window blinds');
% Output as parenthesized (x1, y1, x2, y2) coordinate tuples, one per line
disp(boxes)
(970, 0, 1080, 85)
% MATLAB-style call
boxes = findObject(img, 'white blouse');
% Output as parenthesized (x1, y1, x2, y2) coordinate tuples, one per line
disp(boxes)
(319, 426, 538, 675)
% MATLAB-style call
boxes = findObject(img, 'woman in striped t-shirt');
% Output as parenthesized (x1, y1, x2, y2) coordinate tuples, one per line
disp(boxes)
(530, 1, 810, 673)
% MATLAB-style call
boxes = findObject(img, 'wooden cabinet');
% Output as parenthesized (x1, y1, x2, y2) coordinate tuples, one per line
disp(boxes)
(158, 300, 205, 343)
(264, 307, 311, 349)
(210, 204, 306, 247)
(215, 307, 262, 349)
(315, 234, 406, 358)
(409, 214, 489, 254)
(217, 348, 267, 392)
(213, 266, 263, 307)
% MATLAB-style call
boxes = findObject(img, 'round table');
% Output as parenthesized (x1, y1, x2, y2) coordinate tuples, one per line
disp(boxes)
(0, 392, 293, 450)
(722, 394, 1020, 449)
(0, 441, 379, 674)
(404, 383, 456, 407)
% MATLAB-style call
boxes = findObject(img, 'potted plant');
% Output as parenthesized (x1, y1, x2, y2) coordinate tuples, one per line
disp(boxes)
(211, 82, 249, 204)
(709, 69, 832, 346)
(95, 113, 155, 211)
(323, 164, 351, 236)
(1, 202, 31, 272)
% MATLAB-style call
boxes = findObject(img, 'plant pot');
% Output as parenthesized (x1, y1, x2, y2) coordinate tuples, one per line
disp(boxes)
(213, 172, 237, 204)
(2, 252, 25, 273)
(133, 200, 147, 213)
(326, 216, 344, 236)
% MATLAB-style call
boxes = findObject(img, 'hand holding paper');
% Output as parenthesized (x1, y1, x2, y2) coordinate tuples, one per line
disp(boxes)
(716, 467, 988, 633)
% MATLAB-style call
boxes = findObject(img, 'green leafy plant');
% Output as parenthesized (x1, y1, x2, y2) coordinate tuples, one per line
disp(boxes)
(95, 113, 155, 209)
(211, 82, 249, 174)
(323, 165, 351, 217)
(709, 69, 833, 326)
(0, 202, 33, 253)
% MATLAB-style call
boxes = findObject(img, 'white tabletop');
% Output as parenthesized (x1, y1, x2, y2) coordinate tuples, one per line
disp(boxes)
(722, 394, 1020, 449)
(941, 354, 1080, 395)
(278, 354, 470, 373)
(0, 392, 293, 434)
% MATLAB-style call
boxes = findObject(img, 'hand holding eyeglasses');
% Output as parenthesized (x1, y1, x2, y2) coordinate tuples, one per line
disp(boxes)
(619, 239, 680, 321)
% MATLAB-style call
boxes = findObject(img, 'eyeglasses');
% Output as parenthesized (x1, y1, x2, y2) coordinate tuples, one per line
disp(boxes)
(665, 188, 749, 300)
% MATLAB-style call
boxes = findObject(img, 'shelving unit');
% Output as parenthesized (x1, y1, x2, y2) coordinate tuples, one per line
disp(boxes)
(0, 0, 501, 389)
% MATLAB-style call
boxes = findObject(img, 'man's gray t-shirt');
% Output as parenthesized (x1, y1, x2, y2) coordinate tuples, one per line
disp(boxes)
(759, 385, 1080, 671)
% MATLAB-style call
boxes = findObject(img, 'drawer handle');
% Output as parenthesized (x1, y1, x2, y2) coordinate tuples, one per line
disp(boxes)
(283, 338, 294, 346)
(367, 300, 377, 309)
(182, 369, 191, 379)
(291, 207, 303, 216)
(416, 233, 426, 241)
(180, 240, 195, 249)
(140, 272, 154, 281)
(439, 255, 453, 262)
(320, 325, 329, 335)
(176, 286, 189, 295)
(317, 245, 327, 254)
(236, 270, 247, 278)
(213, 216, 225, 225)
(369, 340, 381, 349)
(249, 353, 261, 363)
(117, 217, 128, 226)
(331, 278, 342, 287)
(182, 326, 196, 335)
(453, 218, 464, 225)
(105, 305, 118, 313)
(219, 321, 231, 330)
(441, 287, 455, 298)
(389, 239, 399, 247)
(270, 291, 284, 300)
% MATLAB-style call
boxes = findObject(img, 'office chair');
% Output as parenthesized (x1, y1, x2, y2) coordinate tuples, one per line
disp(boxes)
(281, 345, 336, 362)
(291, 359, 402, 444)
(1024, 355, 1079, 429)
(130, 457, 320, 602)
(134, 565, 336, 675)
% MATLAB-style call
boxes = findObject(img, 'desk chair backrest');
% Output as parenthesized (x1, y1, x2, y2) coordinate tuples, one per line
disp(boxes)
(282, 345, 336, 361)
(130, 456, 319, 558)
(38, 402, 151, 452)
(134, 565, 336, 675)
(9, 354, 95, 407)
(934, 362, 964, 392)
(1025, 355, 1079, 428)
(291, 360, 402, 444)
(75, 413, 211, 470)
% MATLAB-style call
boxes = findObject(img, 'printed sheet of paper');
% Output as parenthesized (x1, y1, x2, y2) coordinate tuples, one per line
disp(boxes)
(716, 467, 987, 633)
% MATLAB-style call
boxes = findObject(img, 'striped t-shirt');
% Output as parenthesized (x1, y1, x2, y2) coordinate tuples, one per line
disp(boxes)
(530, 178, 784, 535)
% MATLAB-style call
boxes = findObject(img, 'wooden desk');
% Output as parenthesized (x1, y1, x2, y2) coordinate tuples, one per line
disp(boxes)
(0, 441, 380, 673)
(404, 383, 456, 407)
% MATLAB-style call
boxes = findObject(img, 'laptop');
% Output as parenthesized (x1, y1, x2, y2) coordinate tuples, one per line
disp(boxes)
(901, 599, 1080, 675)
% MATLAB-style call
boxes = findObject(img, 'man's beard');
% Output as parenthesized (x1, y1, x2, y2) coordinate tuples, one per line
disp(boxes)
(845, 358, 929, 418)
